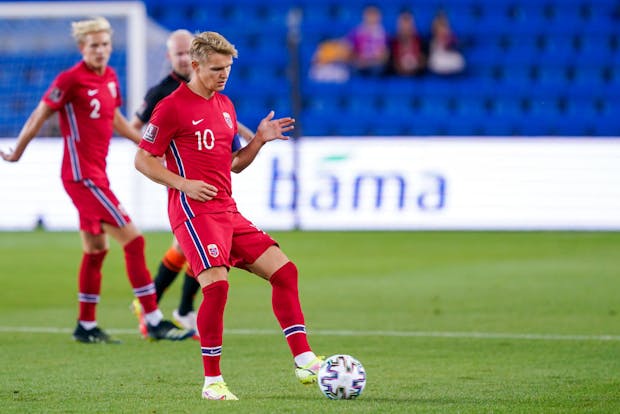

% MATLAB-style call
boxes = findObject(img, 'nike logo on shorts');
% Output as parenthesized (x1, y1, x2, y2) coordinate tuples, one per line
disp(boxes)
(192, 119, 204, 125)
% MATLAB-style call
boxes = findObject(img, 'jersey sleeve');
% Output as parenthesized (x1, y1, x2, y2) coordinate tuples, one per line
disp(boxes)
(135, 86, 162, 124)
(138, 99, 177, 157)
(231, 134, 242, 152)
(42, 71, 73, 111)
(223, 95, 240, 152)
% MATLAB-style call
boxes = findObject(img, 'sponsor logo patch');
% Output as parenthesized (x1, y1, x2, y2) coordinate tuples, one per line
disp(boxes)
(48, 87, 63, 103)
(143, 123, 159, 143)
(207, 243, 220, 258)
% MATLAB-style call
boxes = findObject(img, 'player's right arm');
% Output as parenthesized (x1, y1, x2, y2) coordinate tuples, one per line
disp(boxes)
(135, 148, 218, 202)
(0, 101, 55, 162)
(134, 101, 218, 202)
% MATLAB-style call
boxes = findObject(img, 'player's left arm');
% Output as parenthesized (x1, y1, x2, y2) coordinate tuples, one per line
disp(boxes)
(113, 108, 142, 144)
(236, 121, 255, 143)
(231, 111, 294, 173)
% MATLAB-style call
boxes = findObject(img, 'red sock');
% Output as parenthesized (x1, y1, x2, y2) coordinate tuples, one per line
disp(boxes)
(270, 262, 311, 356)
(78, 250, 107, 322)
(124, 236, 157, 313)
(198, 280, 228, 376)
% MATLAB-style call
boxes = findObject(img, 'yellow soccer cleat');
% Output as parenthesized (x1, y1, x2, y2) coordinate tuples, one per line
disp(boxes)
(202, 382, 239, 400)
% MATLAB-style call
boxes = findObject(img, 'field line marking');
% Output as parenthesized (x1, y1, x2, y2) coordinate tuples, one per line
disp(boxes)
(1, 326, 619, 341)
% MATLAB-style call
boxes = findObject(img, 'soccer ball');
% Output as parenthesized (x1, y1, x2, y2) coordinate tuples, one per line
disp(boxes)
(317, 354, 367, 400)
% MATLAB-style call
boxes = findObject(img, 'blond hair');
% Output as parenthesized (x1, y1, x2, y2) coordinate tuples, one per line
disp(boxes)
(71, 17, 112, 44)
(190, 31, 238, 62)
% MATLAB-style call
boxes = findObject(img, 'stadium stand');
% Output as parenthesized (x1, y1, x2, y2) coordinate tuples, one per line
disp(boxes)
(0, 0, 618, 137)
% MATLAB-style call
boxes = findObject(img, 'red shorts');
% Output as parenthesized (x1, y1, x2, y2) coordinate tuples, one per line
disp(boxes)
(63, 179, 131, 234)
(174, 211, 277, 275)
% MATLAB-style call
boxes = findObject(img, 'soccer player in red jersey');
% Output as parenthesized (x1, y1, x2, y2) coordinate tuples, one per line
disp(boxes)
(130, 29, 254, 336)
(1, 17, 194, 343)
(135, 31, 322, 400)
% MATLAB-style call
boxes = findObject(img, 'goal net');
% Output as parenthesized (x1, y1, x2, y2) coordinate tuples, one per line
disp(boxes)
(0, 1, 162, 137)
(0, 2, 177, 231)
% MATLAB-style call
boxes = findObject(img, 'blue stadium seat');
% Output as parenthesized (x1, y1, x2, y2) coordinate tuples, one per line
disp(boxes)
(150, 5, 187, 29)
(381, 95, 416, 117)
(552, 118, 594, 136)
(372, 115, 411, 136)
(333, 115, 373, 136)
(406, 115, 445, 136)
(3, 0, 614, 138)
(346, 96, 381, 117)
(492, 98, 525, 119)
(536, 66, 570, 88)
(300, 113, 333, 136)
(541, 7, 583, 35)
(454, 97, 490, 118)
(590, 101, 619, 135)
(572, 66, 606, 89)
(576, 35, 613, 61)
(499, 67, 535, 90)
(304, 95, 343, 116)
(499, 40, 539, 65)
(505, 4, 549, 34)
(566, 97, 603, 120)
(418, 97, 454, 118)
(541, 35, 577, 65)
(528, 98, 561, 118)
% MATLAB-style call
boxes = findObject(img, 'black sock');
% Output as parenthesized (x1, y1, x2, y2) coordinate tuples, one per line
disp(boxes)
(178, 273, 200, 315)
(154, 262, 180, 302)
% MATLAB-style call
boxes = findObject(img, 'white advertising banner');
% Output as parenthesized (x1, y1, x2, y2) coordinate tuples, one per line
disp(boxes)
(296, 138, 620, 230)
(0, 137, 619, 231)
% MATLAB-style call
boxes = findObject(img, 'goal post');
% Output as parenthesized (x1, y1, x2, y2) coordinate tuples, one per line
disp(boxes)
(0, 1, 147, 136)
(0, 2, 169, 231)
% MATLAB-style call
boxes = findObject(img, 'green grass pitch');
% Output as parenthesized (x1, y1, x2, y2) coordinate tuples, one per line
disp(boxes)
(1, 230, 619, 413)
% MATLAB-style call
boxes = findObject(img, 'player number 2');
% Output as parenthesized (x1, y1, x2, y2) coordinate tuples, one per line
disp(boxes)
(89, 98, 101, 119)
(196, 129, 215, 150)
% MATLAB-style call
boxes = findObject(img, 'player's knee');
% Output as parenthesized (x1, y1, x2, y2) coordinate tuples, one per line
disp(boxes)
(270, 261, 298, 286)
(124, 234, 145, 256)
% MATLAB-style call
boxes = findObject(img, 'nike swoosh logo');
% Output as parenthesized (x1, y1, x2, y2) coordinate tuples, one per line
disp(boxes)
(87, 89, 98, 96)
(192, 119, 204, 125)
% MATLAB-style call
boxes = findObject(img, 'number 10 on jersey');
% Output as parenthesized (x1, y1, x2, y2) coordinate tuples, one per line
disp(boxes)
(195, 129, 215, 150)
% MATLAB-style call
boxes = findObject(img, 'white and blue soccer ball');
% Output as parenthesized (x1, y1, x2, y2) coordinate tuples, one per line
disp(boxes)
(317, 354, 367, 400)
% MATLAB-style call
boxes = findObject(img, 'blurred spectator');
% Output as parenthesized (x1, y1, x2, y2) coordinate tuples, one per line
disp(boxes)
(346, 4, 389, 77)
(428, 10, 465, 75)
(309, 38, 351, 83)
(388, 9, 426, 77)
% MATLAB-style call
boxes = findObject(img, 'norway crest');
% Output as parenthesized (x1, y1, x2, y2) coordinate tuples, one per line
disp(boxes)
(107, 81, 117, 98)
(207, 243, 220, 258)
(222, 112, 233, 129)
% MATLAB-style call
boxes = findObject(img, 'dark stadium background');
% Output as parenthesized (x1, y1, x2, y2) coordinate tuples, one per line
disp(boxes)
(1, 0, 618, 137)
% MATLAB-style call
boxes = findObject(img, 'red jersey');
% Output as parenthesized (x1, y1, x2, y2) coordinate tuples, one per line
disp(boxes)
(43, 61, 122, 186)
(139, 83, 239, 230)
